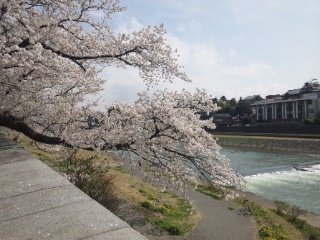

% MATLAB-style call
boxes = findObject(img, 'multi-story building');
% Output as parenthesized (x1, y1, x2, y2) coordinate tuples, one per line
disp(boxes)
(252, 88, 320, 123)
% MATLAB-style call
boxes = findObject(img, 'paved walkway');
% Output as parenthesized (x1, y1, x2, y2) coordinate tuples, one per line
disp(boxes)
(184, 188, 255, 240)
(0, 133, 147, 240)
(2, 130, 318, 240)
(127, 167, 256, 240)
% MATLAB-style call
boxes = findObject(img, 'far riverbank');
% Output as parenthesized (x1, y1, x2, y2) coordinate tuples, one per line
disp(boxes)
(215, 135, 320, 154)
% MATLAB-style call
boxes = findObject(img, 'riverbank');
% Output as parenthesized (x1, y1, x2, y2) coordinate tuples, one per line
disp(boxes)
(235, 189, 320, 229)
(215, 135, 320, 154)
(1, 127, 319, 239)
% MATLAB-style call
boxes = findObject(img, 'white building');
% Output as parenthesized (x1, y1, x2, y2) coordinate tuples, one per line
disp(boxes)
(252, 89, 320, 123)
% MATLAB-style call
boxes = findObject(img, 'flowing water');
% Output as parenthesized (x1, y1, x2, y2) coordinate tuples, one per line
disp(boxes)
(221, 148, 320, 214)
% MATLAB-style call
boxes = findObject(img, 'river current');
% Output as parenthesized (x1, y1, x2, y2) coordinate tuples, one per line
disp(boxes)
(221, 148, 320, 214)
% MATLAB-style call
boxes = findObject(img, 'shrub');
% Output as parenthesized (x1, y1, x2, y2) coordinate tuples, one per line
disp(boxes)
(286, 205, 307, 222)
(156, 206, 170, 215)
(167, 225, 183, 235)
(274, 200, 289, 214)
(259, 226, 274, 239)
(308, 234, 318, 240)
(79, 173, 119, 212)
(259, 225, 289, 240)
(140, 201, 154, 209)
(274, 201, 307, 222)
(153, 220, 184, 236)
(196, 184, 224, 200)
(60, 150, 119, 212)
(304, 118, 314, 125)
(139, 189, 157, 200)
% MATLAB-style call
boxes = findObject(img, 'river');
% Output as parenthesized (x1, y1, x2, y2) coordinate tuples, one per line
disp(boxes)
(221, 147, 320, 214)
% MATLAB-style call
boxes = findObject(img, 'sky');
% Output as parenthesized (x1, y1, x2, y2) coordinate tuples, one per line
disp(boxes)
(97, 0, 320, 104)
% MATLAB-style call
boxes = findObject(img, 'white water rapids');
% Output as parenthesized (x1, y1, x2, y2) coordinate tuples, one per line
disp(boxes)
(222, 148, 320, 214)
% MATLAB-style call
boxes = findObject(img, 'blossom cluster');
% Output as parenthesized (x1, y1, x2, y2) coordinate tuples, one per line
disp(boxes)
(0, 0, 242, 187)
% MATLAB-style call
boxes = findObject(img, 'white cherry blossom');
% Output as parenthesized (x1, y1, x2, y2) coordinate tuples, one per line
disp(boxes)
(0, 0, 242, 187)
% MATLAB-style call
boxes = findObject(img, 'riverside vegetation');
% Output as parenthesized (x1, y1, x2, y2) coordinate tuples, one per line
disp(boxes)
(3, 128, 320, 239)
(234, 197, 320, 240)
(3, 128, 198, 237)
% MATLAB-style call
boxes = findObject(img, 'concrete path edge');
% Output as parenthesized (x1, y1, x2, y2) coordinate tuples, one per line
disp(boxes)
(0, 133, 147, 240)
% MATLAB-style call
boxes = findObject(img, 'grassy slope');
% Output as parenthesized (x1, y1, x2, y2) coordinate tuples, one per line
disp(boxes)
(1, 127, 199, 236)
(3, 127, 320, 239)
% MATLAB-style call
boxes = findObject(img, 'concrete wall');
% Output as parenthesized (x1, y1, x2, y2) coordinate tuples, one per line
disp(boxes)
(0, 133, 147, 240)
(209, 125, 320, 136)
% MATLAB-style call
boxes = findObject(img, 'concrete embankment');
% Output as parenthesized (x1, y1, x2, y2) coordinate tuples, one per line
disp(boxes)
(0, 133, 147, 240)
(215, 135, 320, 154)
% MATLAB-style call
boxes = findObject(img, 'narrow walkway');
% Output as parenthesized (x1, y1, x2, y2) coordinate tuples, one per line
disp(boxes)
(128, 166, 256, 240)
(184, 189, 255, 240)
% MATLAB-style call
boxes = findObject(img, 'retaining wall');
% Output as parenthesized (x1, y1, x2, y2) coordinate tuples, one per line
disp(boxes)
(209, 125, 320, 137)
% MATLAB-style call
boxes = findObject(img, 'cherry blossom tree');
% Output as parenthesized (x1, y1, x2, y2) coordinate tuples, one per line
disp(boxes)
(0, 0, 242, 187)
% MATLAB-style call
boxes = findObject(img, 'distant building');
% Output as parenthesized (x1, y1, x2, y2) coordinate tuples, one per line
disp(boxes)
(195, 112, 233, 126)
(212, 113, 233, 126)
(252, 88, 320, 123)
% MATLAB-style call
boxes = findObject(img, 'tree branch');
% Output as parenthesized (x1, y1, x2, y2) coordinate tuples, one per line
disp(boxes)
(0, 114, 73, 147)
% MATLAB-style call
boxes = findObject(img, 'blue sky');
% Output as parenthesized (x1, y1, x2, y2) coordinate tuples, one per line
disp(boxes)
(98, 0, 320, 104)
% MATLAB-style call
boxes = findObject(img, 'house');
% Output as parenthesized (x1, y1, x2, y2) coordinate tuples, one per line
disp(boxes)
(252, 88, 320, 123)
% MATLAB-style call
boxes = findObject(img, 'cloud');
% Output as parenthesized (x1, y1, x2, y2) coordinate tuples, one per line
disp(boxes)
(97, 66, 144, 105)
(93, 12, 289, 105)
(177, 20, 202, 33)
(228, 48, 237, 57)
(168, 35, 220, 73)
(115, 17, 144, 34)
(223, 63, 271, 78)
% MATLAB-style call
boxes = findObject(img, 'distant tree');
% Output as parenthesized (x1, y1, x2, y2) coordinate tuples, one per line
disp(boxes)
(283, 92, 290, 100)
(235, 100, 252, 116)
(220, 96, 227, 102)
(253, 95, 263, 102)
(229, 98, 237, 106)
(300, 79, 319, 94)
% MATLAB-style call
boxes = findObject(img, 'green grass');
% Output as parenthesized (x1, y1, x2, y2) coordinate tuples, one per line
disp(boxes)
(196, 184, 224, 200)
(217, 136, 272, 148)
(234, 198, 290, 240)
(140, 198, 194, 236)
(273, 210, 320, 240)
(139, 189, 157, 201)
(10, 131, 197, 237)
(112, 165, 125, 172)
